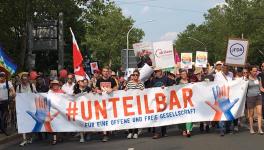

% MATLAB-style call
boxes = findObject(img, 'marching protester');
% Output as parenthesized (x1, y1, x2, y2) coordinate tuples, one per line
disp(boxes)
(62, 74, 75, 95)
(176, 69, 193, 137)
(151, 69, 174, 139)
(95, 66, 118, 142)
(48, 80, 64, 145)
(16, 72, 36, 146)
(36, 76, 49, 93)
(73, 76, 92, 143)
(125, 69, 145, 139)
(214, 64, 234, 136)
(247, 66, 263, 134)
(258, 62, 264, 119)
(0, 72, 16, 136)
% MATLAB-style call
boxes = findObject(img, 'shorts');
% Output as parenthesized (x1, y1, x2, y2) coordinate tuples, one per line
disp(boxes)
(246, 95, 262, 109)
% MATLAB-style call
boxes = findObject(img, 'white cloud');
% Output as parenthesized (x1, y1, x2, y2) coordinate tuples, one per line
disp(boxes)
(141, 6, 150, 14)
(122, 8, 132, 17)
(160, 32, 178, 41)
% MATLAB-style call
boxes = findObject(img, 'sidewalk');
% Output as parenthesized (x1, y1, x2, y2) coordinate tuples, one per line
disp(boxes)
(0, 131, 19, 144)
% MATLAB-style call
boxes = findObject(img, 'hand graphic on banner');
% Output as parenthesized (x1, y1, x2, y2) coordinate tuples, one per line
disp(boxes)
(27, 97, 59, 132)
(205, 85, 239, 121)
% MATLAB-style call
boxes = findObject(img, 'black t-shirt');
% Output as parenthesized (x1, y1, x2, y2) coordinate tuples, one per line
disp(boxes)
(73, 85, 91, 95)
(151, 76, 175, 87)
(96, 77, 117, 91)
(258, 72, 264, 94)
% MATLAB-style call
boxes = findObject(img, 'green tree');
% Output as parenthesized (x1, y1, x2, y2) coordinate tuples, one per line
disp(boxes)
(82, 0, 144, 70)
(175, 0, 264, 65)
(0, 0, 86, 71)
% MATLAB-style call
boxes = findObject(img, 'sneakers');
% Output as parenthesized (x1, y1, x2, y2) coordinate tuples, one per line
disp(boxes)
(133, 134, 138, 139)
(234, 126, 239, 132)
(102, 136, 109, 142)
(80, 138, 85, 143)
(152, 134, 160, 139)
(220, 130, 225, 136)
(127, 133, 133, 139)
(19, 140, 27, 147)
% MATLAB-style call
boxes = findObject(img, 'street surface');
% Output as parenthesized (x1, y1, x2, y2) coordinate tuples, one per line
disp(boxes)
(0, 124, 263, 150)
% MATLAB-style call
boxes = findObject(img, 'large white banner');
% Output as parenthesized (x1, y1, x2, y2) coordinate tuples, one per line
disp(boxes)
(153, 41, 175, 69)
(16, 79, 247, 133)
(225, 39, 249, 66)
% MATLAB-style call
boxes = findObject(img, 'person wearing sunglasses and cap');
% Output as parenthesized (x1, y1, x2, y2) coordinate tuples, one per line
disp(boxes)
(62, 74, 75, 95)
(125, 69, 144, 139)
(73, 76, 92, 143)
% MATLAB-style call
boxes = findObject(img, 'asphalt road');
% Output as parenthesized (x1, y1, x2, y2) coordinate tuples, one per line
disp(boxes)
(0, 125, 263, 150)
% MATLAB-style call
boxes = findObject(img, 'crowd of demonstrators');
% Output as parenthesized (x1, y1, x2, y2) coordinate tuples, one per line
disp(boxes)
(1, 60, 264, 146)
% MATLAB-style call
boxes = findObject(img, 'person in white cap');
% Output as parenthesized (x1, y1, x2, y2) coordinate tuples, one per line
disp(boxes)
(61, 74, 75, 95)
(73, 76, 92, 143)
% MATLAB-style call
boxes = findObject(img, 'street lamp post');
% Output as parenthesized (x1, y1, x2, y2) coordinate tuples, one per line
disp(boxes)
(126, 20, 153, 69)
(187, 37, 207, 52)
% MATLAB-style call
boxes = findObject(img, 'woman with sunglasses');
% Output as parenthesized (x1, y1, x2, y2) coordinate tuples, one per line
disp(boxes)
(73, 76, 92, 143)
(125, 70, 144, 139)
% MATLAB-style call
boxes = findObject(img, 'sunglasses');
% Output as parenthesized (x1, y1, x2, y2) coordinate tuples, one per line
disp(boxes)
(132, 74, 139, 76)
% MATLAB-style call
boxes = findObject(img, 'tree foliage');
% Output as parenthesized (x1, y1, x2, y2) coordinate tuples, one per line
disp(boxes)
(175, 0, 264, 65)
(82, 0, 144, 69)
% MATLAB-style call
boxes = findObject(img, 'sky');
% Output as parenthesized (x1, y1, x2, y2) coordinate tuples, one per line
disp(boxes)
(114, 0, 226, 42)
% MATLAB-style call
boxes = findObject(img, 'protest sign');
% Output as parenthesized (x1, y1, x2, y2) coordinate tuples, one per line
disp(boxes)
(153, 41, 175, 69)
(180, 53, 192, 69)
(90, 61, 99, 74)
(139, 64, 154, 82)
(195, 51, 208, 68)
(225, 38, 249, 66)
(133, 42, 155, 67)
(16, 79, 247, 133)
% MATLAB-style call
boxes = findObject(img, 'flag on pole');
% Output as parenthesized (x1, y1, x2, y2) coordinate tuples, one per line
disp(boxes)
(69, 28, 89, 80)
(0, 47, 17, 75)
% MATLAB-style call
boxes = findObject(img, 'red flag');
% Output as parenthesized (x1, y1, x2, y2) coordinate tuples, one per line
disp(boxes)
(70, 28, 86, 77)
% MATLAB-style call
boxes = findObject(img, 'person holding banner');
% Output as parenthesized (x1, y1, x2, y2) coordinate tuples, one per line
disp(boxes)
(95, 66, 117, 142)
(176, 70, 193, 137)
(17, 73, 36, 146)
(151, 69, 174, 139)
(47, 80, 64, 145)
(73, 76, 92, 143)
(247, 66, 263, 134)
(214, 64, 234, 136)
(125, 69, 145, 139)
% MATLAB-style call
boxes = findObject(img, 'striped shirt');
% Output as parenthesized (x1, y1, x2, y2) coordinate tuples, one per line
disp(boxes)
(126, 81, 145, 90)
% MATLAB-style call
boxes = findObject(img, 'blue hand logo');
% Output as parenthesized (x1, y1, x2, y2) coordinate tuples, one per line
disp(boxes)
(206, 85, 239, 121)
(27, 96, 59, 132)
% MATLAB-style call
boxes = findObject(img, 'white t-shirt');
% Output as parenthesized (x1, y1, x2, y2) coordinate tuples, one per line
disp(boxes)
(0, 81, 13, 101)
(16, 83, 36, 93)
(214, 71, 233, 84)
(62, 83, 75, 95)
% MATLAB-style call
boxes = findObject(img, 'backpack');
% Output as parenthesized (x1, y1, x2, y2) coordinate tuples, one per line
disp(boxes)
(6, 80, 9, 101)
(18, 83, 34, 93)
